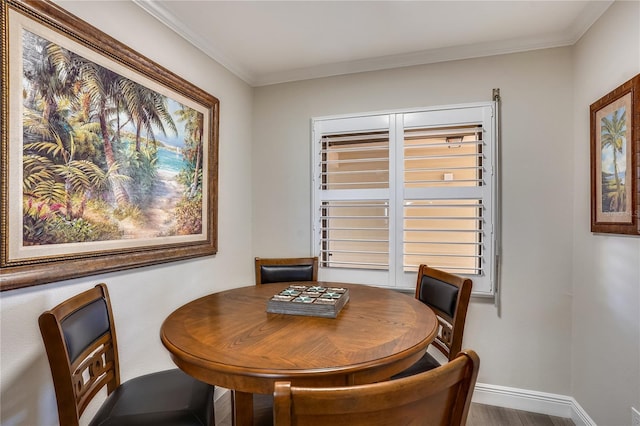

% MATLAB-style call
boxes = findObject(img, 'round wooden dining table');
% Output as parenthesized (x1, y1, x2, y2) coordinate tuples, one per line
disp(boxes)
(160, 282, 438, 426)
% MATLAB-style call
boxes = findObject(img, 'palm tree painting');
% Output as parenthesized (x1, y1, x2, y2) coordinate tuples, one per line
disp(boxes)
(21, 30, 206, 246)
(599, 106, 627, 213)
(590, 76, 640, 235)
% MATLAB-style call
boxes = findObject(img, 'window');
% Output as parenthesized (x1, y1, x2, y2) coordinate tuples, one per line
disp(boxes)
(312, 103, 497, 295)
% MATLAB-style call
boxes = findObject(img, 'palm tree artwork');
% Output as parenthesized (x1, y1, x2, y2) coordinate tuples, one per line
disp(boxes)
(21, 30, 205, 246)
(600, 107, 627, 213)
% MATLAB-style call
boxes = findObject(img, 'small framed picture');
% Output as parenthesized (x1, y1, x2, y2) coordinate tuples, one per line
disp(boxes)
(590, 74, 639, 235)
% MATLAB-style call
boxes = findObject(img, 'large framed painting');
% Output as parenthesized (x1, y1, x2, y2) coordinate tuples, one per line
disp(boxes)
(1, 0, 219, 291)
(590, 74, 639, 236)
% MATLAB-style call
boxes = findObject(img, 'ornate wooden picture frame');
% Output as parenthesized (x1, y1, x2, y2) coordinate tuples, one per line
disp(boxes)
(1, 0, 219, 290)
(590, 74, 640, 236)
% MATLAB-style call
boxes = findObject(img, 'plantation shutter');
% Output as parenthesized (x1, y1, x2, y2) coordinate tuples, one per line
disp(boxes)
(312, 104, 497, 295)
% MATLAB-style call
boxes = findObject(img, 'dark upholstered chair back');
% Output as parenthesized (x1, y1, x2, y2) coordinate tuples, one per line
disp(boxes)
(255, 257, 318, 285)
(416, 264, 473, 361)
(39, 285, 122, 425)
(273, 350, 480, 426)
(39, 284, 214, 426)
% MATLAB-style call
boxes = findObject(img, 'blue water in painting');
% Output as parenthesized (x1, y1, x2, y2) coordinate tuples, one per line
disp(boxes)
(604, 171, 626, 182)
(157, 147, 185, 174)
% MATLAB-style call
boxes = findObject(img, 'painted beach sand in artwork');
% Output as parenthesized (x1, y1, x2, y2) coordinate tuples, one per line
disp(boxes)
(118, 160, 188, 240)
(21, 30, 205, 246)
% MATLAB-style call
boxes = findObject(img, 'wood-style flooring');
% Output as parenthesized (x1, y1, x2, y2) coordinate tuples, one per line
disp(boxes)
(213, 390, 575, 426)
(466, 403, 575, 426)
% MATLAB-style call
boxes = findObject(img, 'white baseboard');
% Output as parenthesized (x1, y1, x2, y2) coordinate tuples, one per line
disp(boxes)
(472, 382, 596, 426)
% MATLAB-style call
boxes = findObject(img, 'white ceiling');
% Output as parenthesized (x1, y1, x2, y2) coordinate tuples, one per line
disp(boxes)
(134, 1, 613, 87)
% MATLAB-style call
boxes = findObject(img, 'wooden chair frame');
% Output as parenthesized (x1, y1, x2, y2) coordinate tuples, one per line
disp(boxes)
(39, 283, 214, 426)
(416, 264, 473, 361)
(39, 284, 120, 425)
(273, 350, 480, 426)
(254, 257, 318, 285)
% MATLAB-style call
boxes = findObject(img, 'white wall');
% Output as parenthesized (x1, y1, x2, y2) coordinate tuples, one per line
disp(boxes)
(571, 2, 640, 425)
(0, 2, 254, 425)
(253, 48, 575, 395)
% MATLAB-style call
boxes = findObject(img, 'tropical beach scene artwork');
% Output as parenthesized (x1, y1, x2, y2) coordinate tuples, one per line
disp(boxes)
(600, 106, 628, 212)
(2, 3, 218, 289)
(20, 29, 207, 252)
(595, 92, 632, 223)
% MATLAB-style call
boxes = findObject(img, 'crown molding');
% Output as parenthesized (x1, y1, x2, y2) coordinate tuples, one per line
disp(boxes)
(134, 0, 613, 88)
(132, 0, 256, 84)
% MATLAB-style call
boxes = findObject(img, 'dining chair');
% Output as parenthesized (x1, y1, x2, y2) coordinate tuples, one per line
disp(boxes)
(273, 349, 480, 426)
(252, 256, 319, 424)
(392, 264, 473, 379)
(254, 257, 318, 285)
(38, 283, 215, 426)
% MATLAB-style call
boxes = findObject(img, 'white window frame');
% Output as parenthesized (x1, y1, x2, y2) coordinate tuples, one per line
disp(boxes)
(311, 102, 498, 296)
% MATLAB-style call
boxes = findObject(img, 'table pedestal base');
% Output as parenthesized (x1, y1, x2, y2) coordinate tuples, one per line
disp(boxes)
(232, 391, 254, 426)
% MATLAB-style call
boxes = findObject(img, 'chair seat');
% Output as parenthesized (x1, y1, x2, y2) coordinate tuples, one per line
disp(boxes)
(391, 351, 441, 380)
(90, 369, 214, 426)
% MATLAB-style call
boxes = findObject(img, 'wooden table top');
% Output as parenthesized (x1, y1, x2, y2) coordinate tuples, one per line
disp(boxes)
(161, 282, 438, 394)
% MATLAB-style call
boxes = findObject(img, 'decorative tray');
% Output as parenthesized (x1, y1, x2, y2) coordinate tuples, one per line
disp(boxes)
(266, 285, 349, 318)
